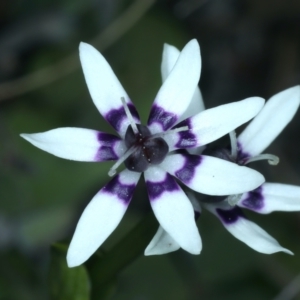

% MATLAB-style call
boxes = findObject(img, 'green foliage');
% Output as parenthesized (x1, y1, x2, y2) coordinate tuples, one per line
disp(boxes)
(49, 244, 90, 300)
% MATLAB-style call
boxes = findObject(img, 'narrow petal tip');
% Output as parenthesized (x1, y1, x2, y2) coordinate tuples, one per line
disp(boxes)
(66, 257, 78, 268)
(20, 133, 31, 140)
(66, 248, 87, 268)
(283, 248, 294, 256)
(79, 41, 92, 51)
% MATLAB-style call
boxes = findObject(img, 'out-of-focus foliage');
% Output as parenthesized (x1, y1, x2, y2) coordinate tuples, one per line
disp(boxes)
(1, 0, 300, 299)
(49, 244, 90, 300)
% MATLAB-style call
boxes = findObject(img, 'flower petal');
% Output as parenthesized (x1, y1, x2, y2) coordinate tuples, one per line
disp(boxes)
(67, 170, 140, 267)
(21, 128, 125, 161)
(160, 43, 204, 121)
(238, 86, 300, 157)
(180, 88, 205, 122)
(238, 183, 300, 214)
(166, 97, 265, 150)
(160, 153, 265, 195)
(21, 127, 126, 161)
(144, 226, 180, 256)
(148, 39, 201, 132)
(206, 203, 293, 255)
(79, 42, 140, 137)
(144, 166, 202, 254)
(145, 191, 202, 256)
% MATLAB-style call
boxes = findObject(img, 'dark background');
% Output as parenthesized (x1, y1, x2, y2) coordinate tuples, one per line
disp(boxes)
(0, 0, 300, 299)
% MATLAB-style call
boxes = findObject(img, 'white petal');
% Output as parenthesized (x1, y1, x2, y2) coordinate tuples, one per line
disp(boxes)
(160, 43, 204, 121)
(167, 97, 265, 150)
(160, 153, 265, 196)
(238, 182, 300, 214)
(144, 167, 202, 255)
(238, 86, 300, 156)
(145, 190, 202, 256)
(79, 42, 140, 137)
(160, 43, 181, 83)
(21, 128, 125, 161)
(206, 203, 293, 255)
(144, 226, 180, 255)
(148, 39, 201, 132)
(67, 170, 140, 267)
(180, 88, 205, 122)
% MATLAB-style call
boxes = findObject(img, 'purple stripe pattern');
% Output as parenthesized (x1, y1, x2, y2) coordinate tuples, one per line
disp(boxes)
(105, 103, 140, 132)
(175, 153, 202, 184)
(148, 105, 178, 131)
(174, 119, 197, 148)
(96, 132, 121, 161)
(146, 173, 180, 201)
(241, 186, 264, 211)
(102, 175, 136, 204)
(237, 142, 251, 165)
(216, 206, 245, 224)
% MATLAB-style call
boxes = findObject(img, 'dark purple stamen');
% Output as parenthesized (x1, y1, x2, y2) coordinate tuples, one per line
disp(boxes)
(124, 124, 169, 173)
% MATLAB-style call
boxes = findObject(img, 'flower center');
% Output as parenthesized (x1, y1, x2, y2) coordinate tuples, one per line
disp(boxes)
(124, 124, 169, 172)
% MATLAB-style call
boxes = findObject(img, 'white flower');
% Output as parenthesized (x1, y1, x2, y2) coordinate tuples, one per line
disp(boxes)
(20, 40, 265, 267)
(147, 86, 300, 256)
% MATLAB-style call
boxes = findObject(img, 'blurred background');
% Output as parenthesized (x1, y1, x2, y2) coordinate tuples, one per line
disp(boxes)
(1, 0, 300, 299)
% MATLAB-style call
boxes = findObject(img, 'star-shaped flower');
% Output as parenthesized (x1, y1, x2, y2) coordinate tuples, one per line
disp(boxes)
(147, 85, 300, 256)
(21, 40, 265, 267)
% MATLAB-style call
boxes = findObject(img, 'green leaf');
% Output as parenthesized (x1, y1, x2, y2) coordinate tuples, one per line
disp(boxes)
(49, 243, 90, 300)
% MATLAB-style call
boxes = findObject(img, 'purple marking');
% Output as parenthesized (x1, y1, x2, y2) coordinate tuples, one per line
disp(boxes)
(95, 132, 121, 161)
(105, 103, 140, 133)
(216, 206, 245, 224)
(148, 104, 178, 131)
(174, 119, 197, 148)
(237, 142, 251, 165)
(241, 186, 264, 211)
(102, 175, 136, 204)
(175, 153, 202, 184)
(146, 173, 180, 201)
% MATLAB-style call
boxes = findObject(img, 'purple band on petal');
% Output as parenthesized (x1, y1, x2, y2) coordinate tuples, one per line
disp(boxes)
(148, 104, 178, 131)
(174, 119, 197, 148)
(237, 142, 251, 165)
(216, 206, 245, 224)
(146, 173, 180, 201)
(105, 103, 140, 132)
(241, 186, 264, 211)
(95, 132, 121, 161)
(102, 175, 136, 204)
(175, 153, 202, 184)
